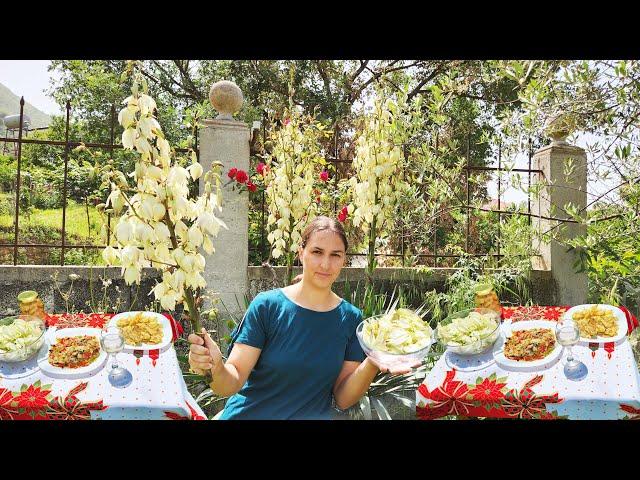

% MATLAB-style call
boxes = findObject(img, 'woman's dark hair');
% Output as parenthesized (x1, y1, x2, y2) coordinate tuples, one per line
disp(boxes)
(300, 215, 348, 252)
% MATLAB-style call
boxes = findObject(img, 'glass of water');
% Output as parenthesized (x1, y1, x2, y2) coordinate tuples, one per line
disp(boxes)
(555, 318, 588, 381)
(101, 326, 133, 388)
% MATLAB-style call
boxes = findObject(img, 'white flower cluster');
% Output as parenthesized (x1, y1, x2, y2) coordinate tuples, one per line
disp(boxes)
(264, 112, 326, 260)
(349, 95, 409, 238)
(102, 75, 226, 312)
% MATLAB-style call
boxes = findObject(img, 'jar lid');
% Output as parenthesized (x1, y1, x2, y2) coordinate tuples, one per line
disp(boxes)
(473, 283, 493, 295)
(18, 290, 38, 303)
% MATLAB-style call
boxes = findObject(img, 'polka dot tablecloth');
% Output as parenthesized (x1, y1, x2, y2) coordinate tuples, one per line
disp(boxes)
(0, 313, 206, 420)
(416, 305, 640, 420)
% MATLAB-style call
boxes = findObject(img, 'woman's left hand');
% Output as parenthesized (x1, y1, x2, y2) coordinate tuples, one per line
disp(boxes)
(366, 357, 422, 375)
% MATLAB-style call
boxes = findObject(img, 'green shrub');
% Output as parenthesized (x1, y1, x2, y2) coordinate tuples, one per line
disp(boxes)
(0, 155, 17, 192)
(0, 193, 12, 215)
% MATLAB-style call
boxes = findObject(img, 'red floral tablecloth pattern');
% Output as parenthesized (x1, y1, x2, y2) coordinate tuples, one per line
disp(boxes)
(0, 380, 107, 420)
(417, 370, 566, 420)
(417, 305, 640, 420)
(1, 312, 204, 420)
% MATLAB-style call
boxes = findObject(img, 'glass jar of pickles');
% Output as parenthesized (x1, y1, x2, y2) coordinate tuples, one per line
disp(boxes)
(474, 283, 501, 316)
(18, 290, 46, 321)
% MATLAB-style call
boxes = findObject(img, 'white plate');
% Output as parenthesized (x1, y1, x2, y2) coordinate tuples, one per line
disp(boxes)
(444, 349, 496, 372)
(493, 320, 562, 370)
(38, 327, 106, 378)
(108, 311, 172, 352)
(562, 304, 628, 344)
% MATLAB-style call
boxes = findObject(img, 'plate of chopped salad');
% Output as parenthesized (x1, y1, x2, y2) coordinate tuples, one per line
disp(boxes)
(493, 320, 562, 370)
(39, 328, 106, 377)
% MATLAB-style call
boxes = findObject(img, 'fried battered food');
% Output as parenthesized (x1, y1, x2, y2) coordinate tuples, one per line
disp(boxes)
(116, 312, 163, 345)
(571, 305, 617, 338)
(49, 336, 101, 369)
(504, 328, 556, 362)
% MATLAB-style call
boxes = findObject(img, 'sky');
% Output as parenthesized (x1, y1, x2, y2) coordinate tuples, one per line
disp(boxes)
(0, 60, 617, 206)
(0, 60, 62, 115)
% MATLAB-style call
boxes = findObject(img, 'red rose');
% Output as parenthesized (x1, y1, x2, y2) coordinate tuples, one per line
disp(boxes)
(338, 206, 348, 223)
(228, 168, 238, 179)
(235, 170, 248, 184)
(247, 181, 257, 192)
(256, 162, 266, 175)
(320, 170, 329, 182)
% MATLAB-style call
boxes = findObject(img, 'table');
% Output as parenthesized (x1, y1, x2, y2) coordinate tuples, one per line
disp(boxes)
(0, 312, 206, 420)
(416, 306, 640, 420)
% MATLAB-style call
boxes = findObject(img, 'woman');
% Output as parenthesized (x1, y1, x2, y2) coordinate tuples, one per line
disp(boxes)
(188, 215, 415, 419)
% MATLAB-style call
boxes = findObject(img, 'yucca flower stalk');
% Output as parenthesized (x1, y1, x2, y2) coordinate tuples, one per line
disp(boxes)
(349, 89, 412, 281)
(263, 108, 329, 284)
(99, 62, 226, 334)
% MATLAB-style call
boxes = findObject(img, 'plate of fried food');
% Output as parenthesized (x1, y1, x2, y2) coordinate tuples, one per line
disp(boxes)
(107, 311, 172, 351)
(562, 304, 628, 343)
(39, 328, 107, 377)
(493, 320, 562, 370)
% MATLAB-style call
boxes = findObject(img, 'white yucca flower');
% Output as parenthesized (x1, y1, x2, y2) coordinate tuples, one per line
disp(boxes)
(101, 70, 227, 329)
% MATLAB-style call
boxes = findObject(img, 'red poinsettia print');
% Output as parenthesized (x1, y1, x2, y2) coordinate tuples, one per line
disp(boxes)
(417, 370, 474, 419)
(502, 306, 569, 323)
(186, 402, 207, 420)
(45, 382, 107, 420)
(501, 375, 564, 419)
(418, 371, 565, 420)
(14, 382, 51, 410)
(468, 374, 508, 404)
(87, 313, 112, 329)
(501, 307, 515, 320)
(165, 410, 190, 420)
(543, 308, 563, 320)
(0, 387, 20, 420)
(620, 404, 640, 420)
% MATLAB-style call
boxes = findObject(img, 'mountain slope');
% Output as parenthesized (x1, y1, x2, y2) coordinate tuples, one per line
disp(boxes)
(0, 82, 53, 133)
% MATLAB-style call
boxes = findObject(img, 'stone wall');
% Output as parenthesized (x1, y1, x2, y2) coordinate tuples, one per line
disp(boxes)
(0, 265, 556, 320)
(247, 266, 557, 306)
(0, 266, 161, 316)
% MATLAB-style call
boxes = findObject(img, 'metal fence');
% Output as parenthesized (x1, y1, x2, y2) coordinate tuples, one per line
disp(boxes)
(0, 97, 197, 266)
(2, 98, 568, 269)
(248, 124, 553, 267)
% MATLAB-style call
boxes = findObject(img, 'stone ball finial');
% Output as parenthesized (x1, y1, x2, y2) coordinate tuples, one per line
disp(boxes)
(545, 111, 577, 146)
(209, 80, 243, 120)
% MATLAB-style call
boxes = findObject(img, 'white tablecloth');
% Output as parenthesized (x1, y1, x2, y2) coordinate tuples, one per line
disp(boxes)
(417, 321, 640, 420)
(0, 325, 205, 420)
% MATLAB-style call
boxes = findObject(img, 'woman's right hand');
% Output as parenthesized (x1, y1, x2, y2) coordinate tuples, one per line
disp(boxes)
(188, 328, 223, 375)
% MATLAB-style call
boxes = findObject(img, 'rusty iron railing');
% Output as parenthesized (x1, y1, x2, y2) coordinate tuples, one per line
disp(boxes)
(0, 97, 196, 266)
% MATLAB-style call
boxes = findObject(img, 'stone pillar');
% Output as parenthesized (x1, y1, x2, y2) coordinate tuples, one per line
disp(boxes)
(531, 127, 588, 305)
(199, 81, 250, 321)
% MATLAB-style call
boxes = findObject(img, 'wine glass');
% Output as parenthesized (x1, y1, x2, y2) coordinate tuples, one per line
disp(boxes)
(101, 326, 133, 388)
(555, 318, 588, 381)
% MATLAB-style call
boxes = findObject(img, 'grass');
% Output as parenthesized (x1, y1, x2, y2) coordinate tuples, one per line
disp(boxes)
(0, 199, 102, 238)
(0, 196, 107, 265)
